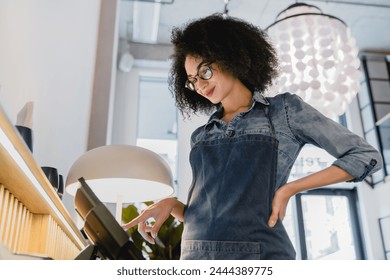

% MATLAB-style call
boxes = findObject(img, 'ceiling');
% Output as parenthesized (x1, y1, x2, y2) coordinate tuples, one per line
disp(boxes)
(118, 0, 390, 60)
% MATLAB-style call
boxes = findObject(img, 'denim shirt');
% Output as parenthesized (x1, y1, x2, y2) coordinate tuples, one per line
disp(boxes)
(191, 92, 383, 189)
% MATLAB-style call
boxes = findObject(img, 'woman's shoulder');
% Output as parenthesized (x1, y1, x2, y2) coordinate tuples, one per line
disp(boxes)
(264, 92, 308, 114)
(258, 91, 291, 110)
(264, 91, 300, 103)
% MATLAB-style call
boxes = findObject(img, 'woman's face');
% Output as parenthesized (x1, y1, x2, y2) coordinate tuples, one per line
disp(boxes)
(184, 55, 239, 105)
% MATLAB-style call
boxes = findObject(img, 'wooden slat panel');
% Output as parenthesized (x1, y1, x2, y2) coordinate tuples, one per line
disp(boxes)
(12, 202, 24, 252)
(16, 207, 27, 253)
(3, 192, 15, 245)
(0, 185, 81, 259)
(7, 197, 18, 249)
(0, 188, 10, 243)
(0, 185, 4, 241)
(20, 211, 33, 253)
(0, 185, 4, 218)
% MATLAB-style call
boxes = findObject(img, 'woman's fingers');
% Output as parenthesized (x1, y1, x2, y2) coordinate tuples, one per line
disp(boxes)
(138, 222, 155, 244)
(268, 208, 279, 228)
(148, 215, 167, 239)
(122, 199, 175, 243)
(122, 210, 152, 230)
(121, 218, 138, 230)
(122, 211, 164, 244)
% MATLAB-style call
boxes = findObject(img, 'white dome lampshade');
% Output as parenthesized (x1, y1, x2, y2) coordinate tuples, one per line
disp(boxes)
(66, 145, 174, 221)
(266, 3, 361, 118)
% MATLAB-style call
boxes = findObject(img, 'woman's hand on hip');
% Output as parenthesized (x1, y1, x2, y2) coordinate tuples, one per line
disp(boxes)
(268, 184, 294, 228)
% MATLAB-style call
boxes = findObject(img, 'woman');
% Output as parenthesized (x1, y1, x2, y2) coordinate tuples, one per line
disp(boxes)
(122, 14, 382, 260)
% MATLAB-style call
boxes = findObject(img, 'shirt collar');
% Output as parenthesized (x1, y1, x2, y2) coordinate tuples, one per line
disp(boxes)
(253, 91, 270, 106)
(207, 91, 269, 122)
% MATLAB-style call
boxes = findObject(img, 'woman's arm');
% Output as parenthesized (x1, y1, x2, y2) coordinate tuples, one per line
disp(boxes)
(268, 165, 354, 227)
(122, 198, 185, 244)
(267, 93, 383, 227)
(283, 92, 383, 182)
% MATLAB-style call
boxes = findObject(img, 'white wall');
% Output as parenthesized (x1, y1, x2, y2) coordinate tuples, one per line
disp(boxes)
(357, 182, 387, 260)
(371, 180, 390, 258)
(0, 0, 101, 212)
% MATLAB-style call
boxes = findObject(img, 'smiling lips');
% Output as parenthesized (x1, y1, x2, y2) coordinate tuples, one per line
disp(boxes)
(204, 87, 215, 98)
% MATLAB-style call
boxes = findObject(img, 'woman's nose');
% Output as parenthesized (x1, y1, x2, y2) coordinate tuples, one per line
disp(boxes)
(195, 79, 207, 93)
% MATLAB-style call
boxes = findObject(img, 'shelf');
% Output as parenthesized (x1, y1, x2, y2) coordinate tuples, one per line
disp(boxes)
(0, 104, 87, 259)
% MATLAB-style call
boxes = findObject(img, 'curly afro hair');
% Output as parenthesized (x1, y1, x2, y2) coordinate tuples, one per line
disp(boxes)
(169, 13, 279, 118)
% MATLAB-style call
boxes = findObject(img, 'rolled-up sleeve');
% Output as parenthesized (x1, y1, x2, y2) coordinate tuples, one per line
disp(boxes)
(284, 92, 383, 182)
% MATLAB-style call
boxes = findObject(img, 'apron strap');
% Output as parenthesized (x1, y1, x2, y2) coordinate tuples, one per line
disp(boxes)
(262, 105, 276, 140)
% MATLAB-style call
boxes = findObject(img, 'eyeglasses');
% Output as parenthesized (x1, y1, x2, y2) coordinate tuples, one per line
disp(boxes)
(185, 62, 213, 92)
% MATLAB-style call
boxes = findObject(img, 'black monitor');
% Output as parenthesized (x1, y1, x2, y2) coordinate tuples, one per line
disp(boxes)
(74, 177, 144, 260)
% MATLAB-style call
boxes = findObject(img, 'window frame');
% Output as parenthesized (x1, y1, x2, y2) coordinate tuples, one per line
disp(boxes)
(294, 188, 366, 260)
(359, 53, 390, 185)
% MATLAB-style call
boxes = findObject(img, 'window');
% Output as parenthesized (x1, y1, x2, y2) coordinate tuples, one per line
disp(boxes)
(136, 75, 178, 190)
(359, 52, 390, 184)
(295, 189, 364, 260)
(284, 187, 365, 260)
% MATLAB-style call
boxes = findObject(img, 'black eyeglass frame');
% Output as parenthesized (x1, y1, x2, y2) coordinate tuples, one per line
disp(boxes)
(185, 62, 214, 91)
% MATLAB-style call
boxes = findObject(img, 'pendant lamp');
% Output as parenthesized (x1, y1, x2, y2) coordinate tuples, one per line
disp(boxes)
(266, 3, 361, 118)
(66, 145, 174, 222)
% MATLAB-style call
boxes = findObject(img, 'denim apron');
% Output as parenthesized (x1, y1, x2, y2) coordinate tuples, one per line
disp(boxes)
(180, 105, 296, 260)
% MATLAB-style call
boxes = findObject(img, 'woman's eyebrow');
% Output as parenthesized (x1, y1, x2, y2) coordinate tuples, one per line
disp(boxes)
(187, 73, 196, 78)
(186, 61, 206, 78)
